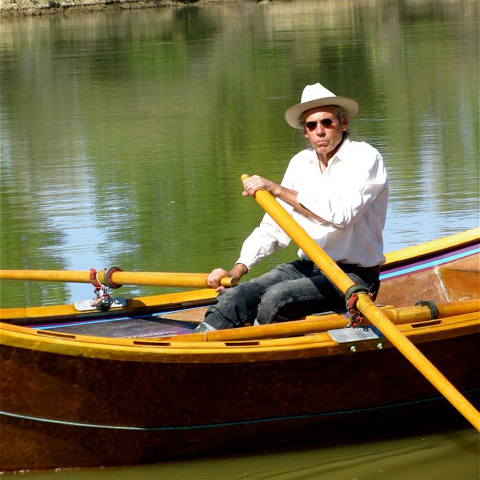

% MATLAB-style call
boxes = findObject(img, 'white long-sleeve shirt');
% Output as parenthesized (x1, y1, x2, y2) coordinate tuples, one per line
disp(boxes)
(236, 137, 389, 270)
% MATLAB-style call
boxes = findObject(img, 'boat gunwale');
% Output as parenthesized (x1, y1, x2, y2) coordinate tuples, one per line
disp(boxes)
(0, 289, 218, 323)
(1, 309, 478, 363)
(383, 227, 480, 267)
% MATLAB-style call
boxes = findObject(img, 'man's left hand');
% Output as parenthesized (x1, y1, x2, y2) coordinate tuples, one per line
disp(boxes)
(242, 175, 280, 197)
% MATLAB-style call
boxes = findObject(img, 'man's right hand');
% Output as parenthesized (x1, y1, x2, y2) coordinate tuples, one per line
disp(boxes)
(207, 263, 248, 292)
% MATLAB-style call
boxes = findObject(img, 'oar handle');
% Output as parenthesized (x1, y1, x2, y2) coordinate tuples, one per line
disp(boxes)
(241, 174, 480, 431)
(0, 270, 237, 289)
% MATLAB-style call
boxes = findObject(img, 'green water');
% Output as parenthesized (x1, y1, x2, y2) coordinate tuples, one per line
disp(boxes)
(1, 0, 479, 308)
(2, 428, 478, 479)
(0, 0, 479, 478)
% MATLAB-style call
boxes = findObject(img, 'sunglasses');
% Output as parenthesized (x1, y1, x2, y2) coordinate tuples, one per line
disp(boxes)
(304, 118, 335, 131)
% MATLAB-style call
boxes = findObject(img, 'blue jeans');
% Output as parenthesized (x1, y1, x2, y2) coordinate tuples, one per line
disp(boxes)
(201, 260, 380, 330)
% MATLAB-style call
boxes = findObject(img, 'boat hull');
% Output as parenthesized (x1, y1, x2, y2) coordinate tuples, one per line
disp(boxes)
(1, 329, 478, 471)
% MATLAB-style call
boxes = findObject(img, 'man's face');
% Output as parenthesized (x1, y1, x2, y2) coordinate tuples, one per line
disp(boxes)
(303, 106, 348, 161)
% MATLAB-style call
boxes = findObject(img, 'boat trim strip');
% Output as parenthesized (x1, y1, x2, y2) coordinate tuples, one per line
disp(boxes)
(1, 387, 478, 431)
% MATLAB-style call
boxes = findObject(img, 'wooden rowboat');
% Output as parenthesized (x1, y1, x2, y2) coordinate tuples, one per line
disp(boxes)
(0, 228, 479, 472)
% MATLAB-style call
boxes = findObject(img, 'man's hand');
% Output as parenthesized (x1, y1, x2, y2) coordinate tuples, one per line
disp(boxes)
(207, 264, 248, 292)
(242, 174, 325, 223)
(242, 175, 281, 197)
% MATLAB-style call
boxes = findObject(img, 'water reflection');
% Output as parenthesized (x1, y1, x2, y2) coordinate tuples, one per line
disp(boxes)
(1, 428, 477, 479)
(0, 2, 479, 479)
(1, 1, 479, 309)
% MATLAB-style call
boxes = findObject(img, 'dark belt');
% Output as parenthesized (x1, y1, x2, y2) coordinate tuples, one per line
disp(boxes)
(337, 263, 380, 274)
(309, 261, 380, 274)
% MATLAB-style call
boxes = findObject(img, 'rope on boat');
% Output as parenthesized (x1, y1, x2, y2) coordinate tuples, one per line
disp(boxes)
(1, 387, 478, 431)
(415, 300, 439, 319)
(89, 267, 122, 311)
(344, 284, 376, 328)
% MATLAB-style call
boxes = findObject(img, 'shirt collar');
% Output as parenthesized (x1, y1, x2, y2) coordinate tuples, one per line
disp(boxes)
(308, 136, 352, 165)
(331, 135, 352, 163)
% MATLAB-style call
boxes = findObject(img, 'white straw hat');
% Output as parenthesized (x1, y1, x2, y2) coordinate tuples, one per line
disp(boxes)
(285, 83, 359, 129)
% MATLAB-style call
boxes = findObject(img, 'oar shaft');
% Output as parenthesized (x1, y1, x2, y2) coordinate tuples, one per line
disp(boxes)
(105, 271, 236, 288)
(244, 175, 480, 431)
(250, 186, 353, 292)
(169, 299, 480, 342)
(0, 270, 89, 283)
(0, 270, 236, 289)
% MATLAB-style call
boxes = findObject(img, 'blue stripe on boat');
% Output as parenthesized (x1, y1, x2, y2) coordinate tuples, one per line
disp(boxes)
(380, 246, 479, 280)
(33, 306, 202, 330)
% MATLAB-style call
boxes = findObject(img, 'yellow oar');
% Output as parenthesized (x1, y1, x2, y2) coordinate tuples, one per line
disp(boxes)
(0, 269, 236, 289)
(241, 174, 480, 431)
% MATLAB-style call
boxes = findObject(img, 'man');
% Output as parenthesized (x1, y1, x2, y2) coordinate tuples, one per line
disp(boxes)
(195, 82, 388, 332)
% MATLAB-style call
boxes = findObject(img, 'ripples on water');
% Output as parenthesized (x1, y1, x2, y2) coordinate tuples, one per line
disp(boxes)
(1, 2, 478, 307)
(1, 428, 477, 479)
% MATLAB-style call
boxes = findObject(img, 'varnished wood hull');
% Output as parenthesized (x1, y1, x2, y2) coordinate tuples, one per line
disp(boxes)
(0, 229, 479, 472)
(2, 333, 478, 471)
